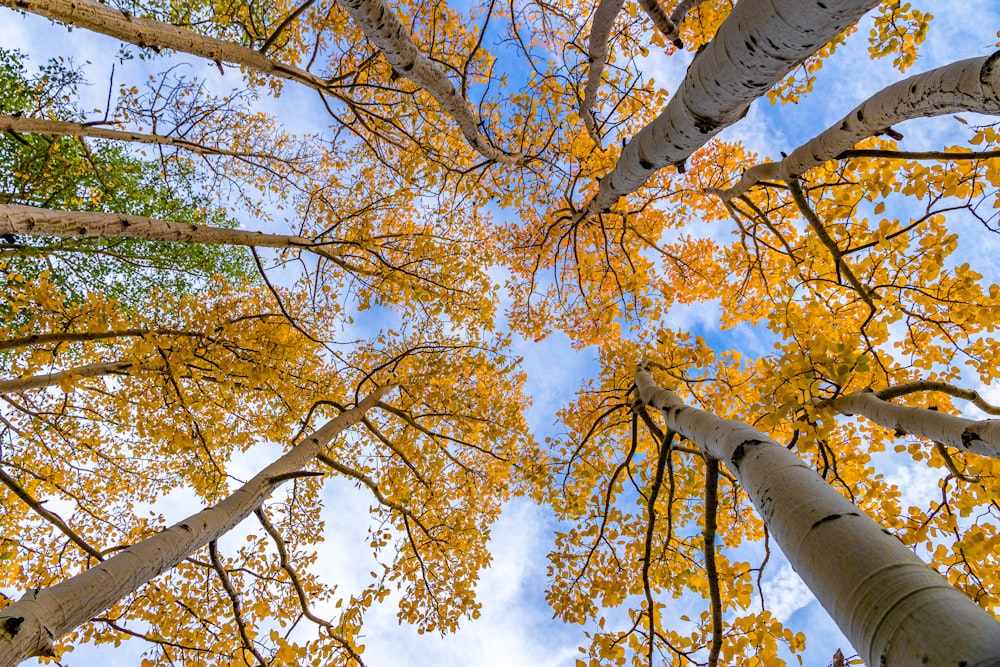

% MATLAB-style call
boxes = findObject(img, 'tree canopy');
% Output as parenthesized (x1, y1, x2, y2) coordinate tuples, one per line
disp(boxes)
(1, 1, 999, 666)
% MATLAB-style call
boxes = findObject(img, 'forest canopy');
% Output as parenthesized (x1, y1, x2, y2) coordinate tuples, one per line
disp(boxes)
(1, 1, 999, 666)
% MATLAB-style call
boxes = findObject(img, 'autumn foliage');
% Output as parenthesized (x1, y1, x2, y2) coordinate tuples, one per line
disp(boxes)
(1, 0, 999, 665)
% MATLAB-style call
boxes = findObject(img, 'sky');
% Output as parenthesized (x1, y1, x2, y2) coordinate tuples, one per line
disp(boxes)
(3, 2, 1000, 666)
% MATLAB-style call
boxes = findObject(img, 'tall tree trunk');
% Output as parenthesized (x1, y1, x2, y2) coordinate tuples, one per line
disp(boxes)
(0, 361, 136, 394)
(580, 0, 626, 146)
(634, 366, 1000, 666)
(0, 0, 332, 92)
(0, 204, 346, 263)
(585, 0, 880, 215)
(712, 52, 1000, 200)
(334, 0, 522, 164)
(0, 384, 392, 666)
(0, 114, 289, 163)
(825, 389, 1000, 459)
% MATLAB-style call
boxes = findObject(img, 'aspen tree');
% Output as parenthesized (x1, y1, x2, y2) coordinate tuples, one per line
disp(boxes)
(821, 387, 1000, 459)
(0, 385, 392, 667)
(634, 365, 1000, 667)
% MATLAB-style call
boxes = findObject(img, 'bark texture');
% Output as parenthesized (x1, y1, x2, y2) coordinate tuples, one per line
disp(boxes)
(634, 367, 1000, 667)
(829, 389, 1000, 459)
(581, 0, 626, 146)
(585, 0, 880, 215)
(1, 0, 333, 91)
(0, 361, 135, 394)
(637, 0, 679, 47)
(0, 115, 275, 161)
(0, 204, 344, 262)
(334, 0, 522, 164)
(0, 385, 392, 666)
(713, 52, 1000, 200)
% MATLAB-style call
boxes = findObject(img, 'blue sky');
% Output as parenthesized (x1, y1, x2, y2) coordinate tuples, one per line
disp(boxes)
(3, 2, 1000, 666)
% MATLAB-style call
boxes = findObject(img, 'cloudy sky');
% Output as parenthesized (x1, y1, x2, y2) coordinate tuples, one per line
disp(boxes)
(4, 2, 1000, 666)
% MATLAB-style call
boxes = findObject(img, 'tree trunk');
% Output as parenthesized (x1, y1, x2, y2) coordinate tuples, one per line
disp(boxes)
(0, 384, 392, 666)
(580, 0, 626, 146)
(585, 0, 880, 215)
(634, 366, 1000, 667)
(0, 114, 282, 162)
(827, 389, 1000, 459)
(334, 0, 522, 164)
(0, 204, 344, 263)
(0, 0, 332, 92)
(0, 361, 135, 394)
(713, 52, 1000, 200)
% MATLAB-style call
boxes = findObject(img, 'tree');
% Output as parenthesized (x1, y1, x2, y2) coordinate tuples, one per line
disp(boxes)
(1, 0, 999, 665)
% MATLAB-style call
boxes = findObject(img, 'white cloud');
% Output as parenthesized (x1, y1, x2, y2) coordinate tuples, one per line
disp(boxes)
(760, 563, 813, 625)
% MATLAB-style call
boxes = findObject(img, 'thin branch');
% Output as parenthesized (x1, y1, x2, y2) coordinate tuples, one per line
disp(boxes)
(0, 466, 104, 561)
(703, 456, 722, 667)
(208, 541, 268, 667)
(874, 380, 1000, 415)
(254, 508, 367, 665)
(787, 179, 876, 320)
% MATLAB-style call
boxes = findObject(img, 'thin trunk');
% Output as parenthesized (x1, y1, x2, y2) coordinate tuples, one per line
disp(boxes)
(0, 361, 135, 394)
(826, 389, 1000, 459)
(668, 0, 700, 30)
(634, 366, 1000, 666)
(0, 0, 334, 92)
(712, 53, 1000, 200)
(637, 0, 679, 48)
(0, 204, 346, 264)
(581, 0, 626, 146)
(334, 0, 522, 164)
(0, 384, 392, 666)
(0, 114, 286, 163)
(585, 0, 880, 215)
(0, 329, 196, 353)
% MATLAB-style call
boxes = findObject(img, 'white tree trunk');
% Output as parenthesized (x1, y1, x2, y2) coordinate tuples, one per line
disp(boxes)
(0, 361, 136, 394)
(585, 0, 880, 215)
(581, 0, 626, 146)
(713, 53, 1000, 200)
(0, 384, 392, 666)
(0, 114, 280, 162)
(828, 389, 1000, 459)
(634, 367, 1000, 666)
(0, 0, 332, 92)
(0, 204, 344, 263)
(335, 0, 522, 164)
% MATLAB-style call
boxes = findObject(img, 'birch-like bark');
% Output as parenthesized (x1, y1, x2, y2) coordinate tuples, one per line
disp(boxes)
(580, 0, 626, 146)
(0, 361, 135, 394)
(712, 53, 1000, 200)
(0, 384, 392, 666)
(0, 0, 333, 91)
(584, 0, 880, 215)
(334, 0, 522, 164)
(668, 0, 700, 30)
(825, 389, 1000, 459)
(0, 115, 282, 163)
(637, 0, 679, 48)
(634, 367, 1000, 666)
(0, 204, 346, 264)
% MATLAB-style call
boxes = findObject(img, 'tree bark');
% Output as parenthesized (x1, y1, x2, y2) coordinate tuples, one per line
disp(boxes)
(0, 361, 135, 394)
(0, 384, 392, 666)
(712, 52, 1000, 200)
(584, 0, 880, 215)
(580, 0, 626, 146)
(334, 0, 522, 164)
(825, 389, 1000, 459)
(634, 366, 1000, 667)
(0, 0, 333, 92)
(0, 114, 284, 162)
(0, 204, 345, 263)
